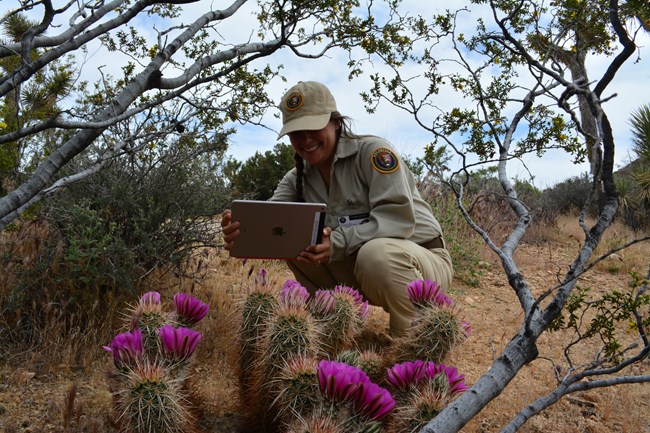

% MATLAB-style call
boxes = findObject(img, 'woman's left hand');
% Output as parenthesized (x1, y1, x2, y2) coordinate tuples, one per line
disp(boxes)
(298, 226, 331, 265)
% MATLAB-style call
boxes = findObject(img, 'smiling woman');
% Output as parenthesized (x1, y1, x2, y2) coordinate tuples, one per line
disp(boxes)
(221, 80, 454, 334)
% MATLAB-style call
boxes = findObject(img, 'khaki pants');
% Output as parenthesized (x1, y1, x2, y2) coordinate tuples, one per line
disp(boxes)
(286, 238, 454, 333)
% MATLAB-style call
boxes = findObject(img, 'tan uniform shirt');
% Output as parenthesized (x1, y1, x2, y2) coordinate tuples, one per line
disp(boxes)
(271, 135, 443, 262)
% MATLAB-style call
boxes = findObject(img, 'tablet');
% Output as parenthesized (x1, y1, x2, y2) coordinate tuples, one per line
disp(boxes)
(228, 200, 327, 259)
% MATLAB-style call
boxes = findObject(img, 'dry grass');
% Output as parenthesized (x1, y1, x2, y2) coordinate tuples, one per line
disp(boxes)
(0, 216, 648, 433)
(526, 214, 649, 276)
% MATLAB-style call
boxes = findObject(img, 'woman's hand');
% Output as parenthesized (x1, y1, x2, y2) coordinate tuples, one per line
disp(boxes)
(220, 209, 240, 251)
(298, 226, 332, 265)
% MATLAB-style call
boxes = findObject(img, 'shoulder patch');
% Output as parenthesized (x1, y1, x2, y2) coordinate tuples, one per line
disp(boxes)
(371, 147, 399, 173)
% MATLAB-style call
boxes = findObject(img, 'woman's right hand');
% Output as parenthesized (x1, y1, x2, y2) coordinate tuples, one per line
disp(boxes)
(220, 209, 240, 251)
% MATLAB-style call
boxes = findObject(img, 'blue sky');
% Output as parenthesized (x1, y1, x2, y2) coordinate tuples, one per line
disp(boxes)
(5, 0, 649, 188)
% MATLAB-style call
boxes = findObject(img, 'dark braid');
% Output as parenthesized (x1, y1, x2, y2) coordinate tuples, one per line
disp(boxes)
(294, 153, 306, 202)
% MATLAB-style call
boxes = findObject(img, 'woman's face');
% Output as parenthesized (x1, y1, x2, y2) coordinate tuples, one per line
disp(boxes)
(288, 119, 339, 170)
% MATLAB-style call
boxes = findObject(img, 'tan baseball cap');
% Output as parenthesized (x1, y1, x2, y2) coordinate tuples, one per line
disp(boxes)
(278, 81, 337, 138)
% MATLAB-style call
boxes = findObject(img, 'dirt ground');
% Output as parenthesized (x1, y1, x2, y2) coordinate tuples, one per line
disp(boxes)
(0, 239, 648, 433)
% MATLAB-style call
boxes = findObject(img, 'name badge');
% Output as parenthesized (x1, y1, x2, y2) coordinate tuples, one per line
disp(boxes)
(337, 213, 370, 228)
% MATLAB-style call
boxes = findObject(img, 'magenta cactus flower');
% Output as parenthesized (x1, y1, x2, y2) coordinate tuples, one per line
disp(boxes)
(333, 285, 365, 306)
(255, 268, 268, 286)
(423, 362, 468, 395)
(354, 380, 396, 420)
(173, 293, 209, 325)
(331, 285, 369, 322)
(280, 279, 310, 307)
(406, 279, 454, 308)
(318, 360, 395, 421)
(358, 300, 370, 322)
(158, 324, 202, 361)
(386, 360, 428, 389)
(317, 360, 369, 403)
(139, 291, 161, 305)
(103, 329, 144, 367)
(462, 320, 472, 336)
(309, 289, 336, 315)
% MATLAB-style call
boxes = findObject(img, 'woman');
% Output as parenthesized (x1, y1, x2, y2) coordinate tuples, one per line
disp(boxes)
(221, 81, 453, 333)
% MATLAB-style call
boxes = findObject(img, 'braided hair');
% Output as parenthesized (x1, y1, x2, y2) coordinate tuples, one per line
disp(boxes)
(293, 111, 355, 202)
(294, 152, 306, 202)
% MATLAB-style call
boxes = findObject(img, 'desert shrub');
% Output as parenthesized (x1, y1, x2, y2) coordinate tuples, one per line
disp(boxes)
(224, 143, 296, 200)
(0, 209, 141, 363)
(513, 177, 544, 212)
(45, 142, 230, 270)
(0, 138, 231, 359)
(425, 184, 484, 288)
(614, 161, 650, 230)
(538, 172, 598, 222)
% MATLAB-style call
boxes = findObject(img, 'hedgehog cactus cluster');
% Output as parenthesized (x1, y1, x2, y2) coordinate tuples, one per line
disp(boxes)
(310, 285, 369, 353)
(104, 290, 209, 433)
(236, 270, 471, 433)
(118, 364, 190, 433)
(394, 279, 470, 363)
(385, 359, 468, 432)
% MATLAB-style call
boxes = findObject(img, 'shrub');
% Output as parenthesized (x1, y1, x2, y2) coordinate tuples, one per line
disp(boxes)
(427, 185, 484, 287)
(0, 136, 231, 359)
(538, 172, 598, 222)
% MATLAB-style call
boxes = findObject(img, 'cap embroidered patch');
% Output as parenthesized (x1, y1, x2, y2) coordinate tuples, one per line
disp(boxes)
(285, 91, 304, 111)
(371, 148, 399, 173)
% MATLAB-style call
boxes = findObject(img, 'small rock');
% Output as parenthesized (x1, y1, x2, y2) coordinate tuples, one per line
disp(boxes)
(605, 253, 623, 262)
(17, 371, 36, 385)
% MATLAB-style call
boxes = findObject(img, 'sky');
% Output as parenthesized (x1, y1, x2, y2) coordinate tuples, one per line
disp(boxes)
(4, 0, 650, 189)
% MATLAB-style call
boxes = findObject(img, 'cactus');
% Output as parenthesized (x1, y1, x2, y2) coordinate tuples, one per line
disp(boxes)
(335, 349, 360, 366)
(273, 355, 320, 423)
(260, 304, 322, 393)
(236, 282, 280, 417)
(238, 282, 280, 374)
(394, 306, 466, 363)
(357, 350, 385, 384)
(385, 360, 468, 432)
(335, 349, 385, 384)
(103, 329, 144, 371)
(157, 324, 202, 379)
(279, 280, 310, 308)
(405, 280, 453, 311)
(310, 286, 368, 353)
(393, 280, 469, 363)
(311, 360, 395, 432)
(387, 386, 449, 433)
(124, 292, 173, 359)
(242, 303, 321, 432)
(284, 411, 344, 433)
(105, 291, 207, 433)
(114, 363, 193, 433)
